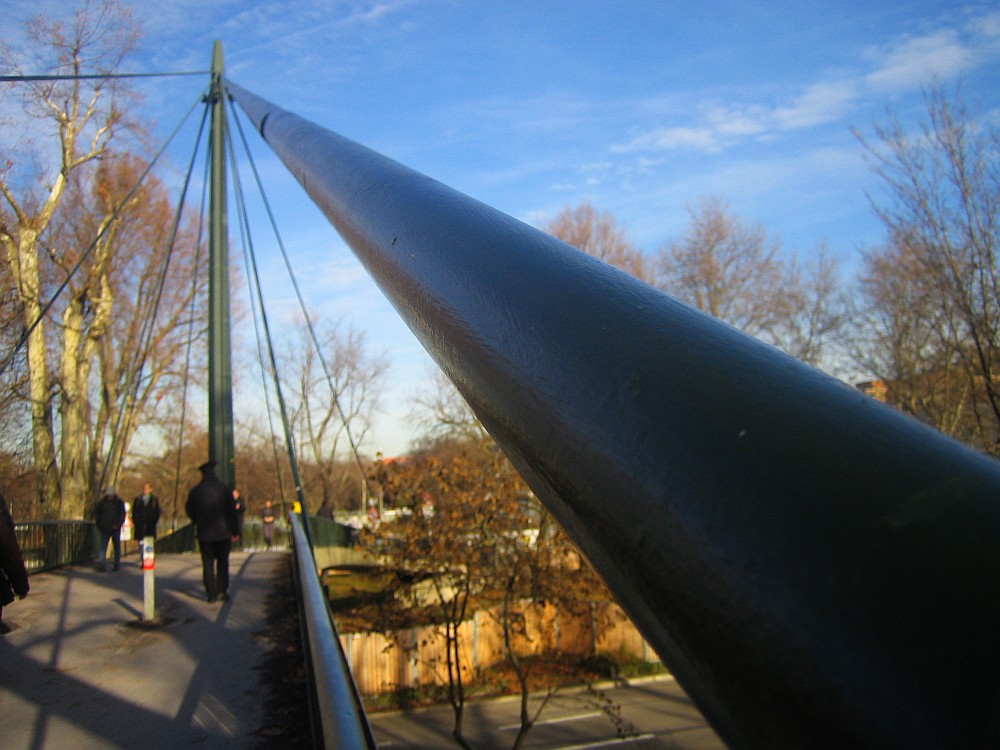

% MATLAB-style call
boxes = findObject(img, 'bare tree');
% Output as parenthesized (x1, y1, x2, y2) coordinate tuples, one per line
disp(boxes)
(0, 3, 208, 516)
(854, 84, 1000, 452)
(408, 369, 488, 447)
(852, 231, 973, 438)
(656, 197, 788, 335)
(775, 245, 849, 367)
(0, 260, 33, 515)
(284, 316, 388, 511)
(541, 203, 651, 282)
(655, 196, 845, 368)
(0, 1, 141, 513)
(80, 155, 208, 503)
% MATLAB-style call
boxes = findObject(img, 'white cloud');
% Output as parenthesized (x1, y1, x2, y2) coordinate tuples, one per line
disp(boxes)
(865, 29, 974, 91)
(607, 10, 998, 160)
(773, 81, 858, 129)
(704, 104, 769, 137)
(342, 0, 421, 27)
(611, 126, 718, 154)
(610, 84, 854, 157)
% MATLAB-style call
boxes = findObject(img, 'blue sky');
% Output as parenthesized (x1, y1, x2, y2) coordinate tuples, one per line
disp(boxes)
(9, 1, 1000, 455)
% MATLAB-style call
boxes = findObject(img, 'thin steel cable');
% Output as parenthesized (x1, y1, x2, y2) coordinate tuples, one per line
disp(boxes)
(171, 128, 211, 526)
(0, 71, 208, 82)
(224, 119, 308, 517)
(97, 99, 211, 494)
(249, 276, 292, 510)
(226, 130, 291, 509)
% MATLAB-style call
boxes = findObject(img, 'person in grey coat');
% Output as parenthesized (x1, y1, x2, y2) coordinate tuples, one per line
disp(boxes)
(185, 460, 238, 602)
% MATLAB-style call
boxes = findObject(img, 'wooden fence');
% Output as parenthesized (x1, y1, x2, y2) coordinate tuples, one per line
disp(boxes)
(339, 600, 659, 695)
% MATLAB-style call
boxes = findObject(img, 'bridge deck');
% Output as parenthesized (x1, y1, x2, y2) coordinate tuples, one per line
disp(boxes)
(0, 550, 291, 749)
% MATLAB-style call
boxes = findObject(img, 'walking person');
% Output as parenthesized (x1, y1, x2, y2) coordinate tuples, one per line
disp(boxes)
(0, 493, 29, 634)
(232, 488, 246, 549)
(131, 482, 161, 563)
(261, 499, 276, 550)
(185, 460, 238, 602)
(94, 487, 126, 572)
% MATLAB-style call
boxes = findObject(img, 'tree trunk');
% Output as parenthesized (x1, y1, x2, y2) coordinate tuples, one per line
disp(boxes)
(502, 581, 535, 750)
(60, 295, 100, 519)
(15, 230, 61, 514)
(448, 617, 476, 750)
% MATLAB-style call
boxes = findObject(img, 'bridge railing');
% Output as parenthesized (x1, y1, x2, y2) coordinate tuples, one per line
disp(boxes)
(15, 521, 96, 573)
(288, 512, 376, 749)
(227, 81, 1000, 749)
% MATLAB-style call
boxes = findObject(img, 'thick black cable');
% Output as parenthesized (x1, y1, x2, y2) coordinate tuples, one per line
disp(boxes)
(226, 85, 376, 503)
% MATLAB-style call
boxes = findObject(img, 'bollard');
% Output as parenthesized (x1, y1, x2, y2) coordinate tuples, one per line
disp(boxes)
(142, 535, 155, 621)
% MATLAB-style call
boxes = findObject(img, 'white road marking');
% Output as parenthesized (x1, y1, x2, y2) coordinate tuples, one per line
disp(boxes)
(499, 711, 602, 731)
(554, 733, 657, 749)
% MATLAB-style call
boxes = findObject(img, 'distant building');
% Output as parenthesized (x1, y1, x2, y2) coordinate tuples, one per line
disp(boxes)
(855, 379, 888, 402)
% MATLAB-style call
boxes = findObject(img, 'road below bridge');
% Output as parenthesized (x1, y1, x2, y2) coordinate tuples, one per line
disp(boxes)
(369, 674, 725, 749)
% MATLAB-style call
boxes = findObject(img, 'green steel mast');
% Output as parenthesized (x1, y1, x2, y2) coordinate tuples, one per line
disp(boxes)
(207, 41, 235, 488)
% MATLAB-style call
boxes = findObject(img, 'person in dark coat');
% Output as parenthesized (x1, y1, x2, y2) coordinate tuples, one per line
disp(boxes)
(94, 487, 126, 572)
(185, 460, 238, 602)
(0, 493, 29, 634)
(131, 482, 161, 563)
(232, 488, 246, 549)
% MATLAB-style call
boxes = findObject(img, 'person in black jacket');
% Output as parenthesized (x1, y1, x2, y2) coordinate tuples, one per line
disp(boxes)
(0, 493, 29, 634)
(131, 482, 161, 563)
(232, 488, 246, 549)
(94, 487, 126, 572)
(185, 460, 238, 602)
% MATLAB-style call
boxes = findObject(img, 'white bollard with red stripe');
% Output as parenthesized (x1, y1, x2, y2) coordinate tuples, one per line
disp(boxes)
(142, 536, 155, 621)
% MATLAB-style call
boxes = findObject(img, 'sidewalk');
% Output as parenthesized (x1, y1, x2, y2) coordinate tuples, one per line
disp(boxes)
(0, 550, 290, 750)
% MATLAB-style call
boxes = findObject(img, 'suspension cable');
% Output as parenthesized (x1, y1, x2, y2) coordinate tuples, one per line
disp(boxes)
(97, 99, 211, 495)
(0, 71, 209, 82)
(243, 213, 292, 512)
(224, 118, 309, 518)
(228, 121, 291, 509)
(225, 85, 377, 502)
(171, 130, 211, 526)
(250, 285, 292, 511)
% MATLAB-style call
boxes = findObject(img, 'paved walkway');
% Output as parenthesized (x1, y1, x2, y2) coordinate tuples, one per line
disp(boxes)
(0, 550, 290, 750)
